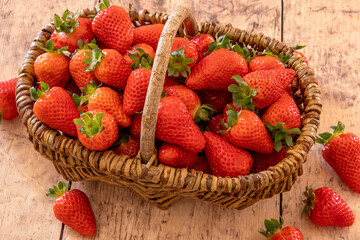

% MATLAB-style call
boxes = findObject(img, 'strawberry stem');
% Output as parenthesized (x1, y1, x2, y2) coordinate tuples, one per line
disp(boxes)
(194, 104, 215, 125)
(229, 75, 257, 111)
(46, 181, 70, 198)
(204, 33, 233, 55)
(302, 187, 315, 216)
(293, 45, 306, 50)
(168, 47, 193, 77)
(30, 82, 50, 101)
(265, 122, 301, 152)
(259, 216, 284, 238)
(315, 121, 345, 145)
(73, 112, 104, 138)
(98, 0, 111, 11)
(53, 9, 81, 34)
(84, 48, 105, 72)
(128, 47, 153, 70)
(37, 39, 68, 54)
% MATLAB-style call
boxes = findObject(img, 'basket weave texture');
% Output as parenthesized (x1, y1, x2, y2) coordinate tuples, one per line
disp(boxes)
(15, 6, 321, 209)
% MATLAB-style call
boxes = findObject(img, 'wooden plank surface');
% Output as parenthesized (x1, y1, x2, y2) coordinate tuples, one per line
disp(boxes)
(282, 0, 360, 239)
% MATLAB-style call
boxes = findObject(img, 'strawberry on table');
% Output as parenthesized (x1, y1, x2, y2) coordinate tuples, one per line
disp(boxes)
(92, 1, 133, 54)
(190, 34, 215, 61)
(112, 134, 140, 158)
(0, 77, 18, 122)
(132, 24, 164, 51)
(47, 181, 96, 237)
(34, 39, 70, 88)
(158, 143, 198, 169)
(203, 131, 253, 177)
(191, 155, 211, 174)
(156, 96, 205, 153)
(259, 217, 303, 240)
(82, 82, 132, 128)
(74, 110, 118, 151)
(316, 121, 360, 193)
(30, 82, 79, 137)
(51, 10, 94, 53)
(303, 187, 355, 227)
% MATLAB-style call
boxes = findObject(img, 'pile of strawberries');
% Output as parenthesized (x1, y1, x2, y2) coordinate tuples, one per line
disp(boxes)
(27, 1, 305, 179)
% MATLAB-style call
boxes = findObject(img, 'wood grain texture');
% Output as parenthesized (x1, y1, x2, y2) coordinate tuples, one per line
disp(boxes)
(282, 0, 360, 239)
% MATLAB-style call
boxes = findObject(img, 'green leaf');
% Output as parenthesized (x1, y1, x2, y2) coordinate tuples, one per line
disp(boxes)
(264, 219, 274, 232)
(83, 58, 92, 64)
(78, 39, 83, 49)
(73, 118, 84, 126)
(293, 45, 306, 50)
(45, 39, 53, 51)
(62, 9, 69, 20)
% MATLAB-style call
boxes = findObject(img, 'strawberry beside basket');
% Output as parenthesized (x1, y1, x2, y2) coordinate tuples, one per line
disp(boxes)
(15, 6, 321, 209)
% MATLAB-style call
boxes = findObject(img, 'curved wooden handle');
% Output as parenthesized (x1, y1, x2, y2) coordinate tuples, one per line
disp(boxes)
(139, 6, 198, 163)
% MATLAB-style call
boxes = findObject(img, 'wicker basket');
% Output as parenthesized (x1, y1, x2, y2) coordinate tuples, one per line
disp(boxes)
(15, 6, 321, 209)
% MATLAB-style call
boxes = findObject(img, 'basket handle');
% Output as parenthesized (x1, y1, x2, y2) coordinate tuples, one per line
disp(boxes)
(139, 6, 198, 163)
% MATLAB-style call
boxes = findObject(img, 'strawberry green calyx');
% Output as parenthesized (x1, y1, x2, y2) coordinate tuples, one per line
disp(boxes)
(259, 216, 284, 238)
(30, 82, 50, 101)
(54, 9, 81, 34)
(83, 48, 105, 72)
(168, 47, 193, 77)
(221, 104, 241, 132)
(77, 38, 98, 51)
(80, 81, 99, 103)
(233, 43, 254, 63)
(293, 45, 306, 50)
(46, 181, 70, 198)
(263, 48, 290, 64)
(98, 0, 111, 11)
(194, 104, 216, 125)
(128, 47, 153, 70)
(38, 39, 68, 54)
(229, 75, 257, 111)
(73, 112, 104, 138)
(302, 187, 315, 216)
(265, 122, 301, 152)
(315, 121, 345, 145)
(204, 33, 233, 55)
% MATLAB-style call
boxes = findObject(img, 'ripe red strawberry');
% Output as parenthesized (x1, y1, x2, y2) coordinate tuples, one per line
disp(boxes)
(158, 143, 198, 169)
(223, 108, 274, 154)
(156, 96, 205, 153)
(51, 10, 94, 53)
(316, 122, 360, 193)
(64, 78, 81, 95)
(70, 49, 99, 89)
(164, 76, 180, 86)
(34, 39, 70, 88)
(262, 92, 301, 130)
(47, 181, 96, 237)
(130, 114, 141, 138)
(163, 85, 215, 124)
(251, 147, 287, 173)
(83, 82, 132, 128)
(112, 135, 140, 158)
(84, 48, 132, 89)
(191, 34, 215, 61)
(123, 43, 155, 66)
(31, 82, 79, 137)
(293, 45, 308, 65)
(249, 56, 285, 73)
(133, 24, 164, 50)
(259, 217, 303, 240)
(208, 114, 225, 135)
(191, 155, 211, 174)
(92, 4, 133, 54)
(74, 110, 118, 151)
(203, 131, 253, 177)
(185, 48, 248, 90)
(123, 68, 152, 115)
(168, 37, 198, 77)
(0, 77, 18, 122)
(197, 90, 232, 113)
(303, 187, 354, 227)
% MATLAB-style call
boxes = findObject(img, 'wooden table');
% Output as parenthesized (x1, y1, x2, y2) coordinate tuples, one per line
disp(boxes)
(0, 0, 359, 239)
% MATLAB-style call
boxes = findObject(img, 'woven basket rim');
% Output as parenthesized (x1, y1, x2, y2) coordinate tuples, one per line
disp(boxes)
(15, 7, 321, 197)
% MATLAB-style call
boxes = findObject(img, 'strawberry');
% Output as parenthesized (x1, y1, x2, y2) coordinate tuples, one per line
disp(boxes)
(168, 37, 198, 78)
(132, 24, 164, 50)
(223, 107, 274, 154)
(84, 48, 132, 89)
(208, 114, 225, 135)
(303, 187, 354, 227)
(112, 134, 140, 157)
(64, 78, 81, 95)
(259, 217, 303, 240)
(185, 48, 248, 90)
(51, 10, 94, 53)
(251, 147, 287, 173)
(230, 69, 295, 110)
(74, 110, 118, 151)
(130, 114, 141, 138)
(123, 68, 152, 115)
(316, 122, 360, 193)
(249, 56, 285, 72)
(156, 96, 205, 153)
(158, 143, 198, 169)
(0, 77, 18, 122)
(163, 85, 215, 124)
(262, 92, 301, 130)
(31, 82, 79, 137)
(203, 131, 253, 177)
(191, 34, 215, 61)
(92, 3, 133, 54)
(164, 76, 180, 86)
(82, 82, 132, 128)
(293, 45, 308, 65)
(123, 43, 155, 66)
(47, 181, 96, 237)
(34, 39, 70, 88)
(197, 90, 232, 113)
(191, 155, 211, 174)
